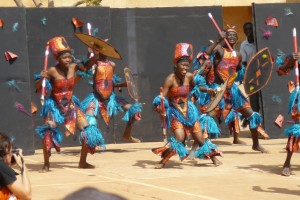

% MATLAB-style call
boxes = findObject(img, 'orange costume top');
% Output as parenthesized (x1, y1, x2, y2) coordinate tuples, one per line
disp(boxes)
(51, 77, 75, 109)
(215, 48, 239, 88)
(167, 85, 200, 135)
(93, 61, 114, 100)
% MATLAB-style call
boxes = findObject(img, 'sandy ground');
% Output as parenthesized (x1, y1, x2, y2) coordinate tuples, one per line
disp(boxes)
(22, 137, 300, 200)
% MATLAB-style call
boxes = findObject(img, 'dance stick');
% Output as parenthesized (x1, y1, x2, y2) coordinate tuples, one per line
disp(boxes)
(293, 28, 299, 92)
(208, 13, 236, 57)
(87, 23, 94, 58)
(40, 43, 49, 106)
(160, 87, 167, 142)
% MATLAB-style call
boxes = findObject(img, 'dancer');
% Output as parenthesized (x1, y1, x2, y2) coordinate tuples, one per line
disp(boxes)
(277, 52, 300, 176)
(206, 26, 269, 152)
(75, 33, 142, 143)
(152, 43, 222, 169)
(35, 36, 105, 172)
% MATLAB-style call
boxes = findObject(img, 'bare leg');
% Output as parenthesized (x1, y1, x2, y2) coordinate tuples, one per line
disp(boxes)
(187, 141, 198, 160)
(250, 128, 269, 153)
(155, 129, 185, 169)
(39, 142, 50, 173)
(282, 150, 293, 176)
(233, 132, 246, 145)
(79, 143, 95, 169)
(238, 108, 269, 153)
(122, 121, 141, 143)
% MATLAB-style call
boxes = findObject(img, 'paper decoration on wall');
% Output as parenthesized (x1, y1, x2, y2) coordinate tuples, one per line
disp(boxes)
(72, 18, 84, 28)
(288, 81, 295, 93)
(262, 29, 272, 39)
(12, 22, 19, 32)
(15, 102, 32, 117)
(284, 7, 293, 16)
(265, 17, 278, 27)
(31, 102, 37, 114)
(41, 17, 47, 25)
(4, 51, 18, 63)
(7, 80, 21, 92)
(274, 114, 284, 128)
(272, 95, 282, 103)
(0, 19, 4, 28)
(92, 27, 99, 36)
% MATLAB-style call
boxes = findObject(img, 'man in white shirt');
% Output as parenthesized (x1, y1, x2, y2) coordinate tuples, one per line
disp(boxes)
(240, 22, 259, 113)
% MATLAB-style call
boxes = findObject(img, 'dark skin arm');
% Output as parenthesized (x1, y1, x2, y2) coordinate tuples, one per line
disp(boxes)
(277, 52, 300, 76)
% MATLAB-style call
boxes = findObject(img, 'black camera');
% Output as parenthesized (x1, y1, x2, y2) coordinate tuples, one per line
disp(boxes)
(11, 147, 19, 164)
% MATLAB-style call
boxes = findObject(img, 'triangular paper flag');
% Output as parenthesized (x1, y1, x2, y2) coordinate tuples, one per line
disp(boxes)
(5, 51, 18, 61)
(265, 17, 278, 27)
(72, 18, 84, 28)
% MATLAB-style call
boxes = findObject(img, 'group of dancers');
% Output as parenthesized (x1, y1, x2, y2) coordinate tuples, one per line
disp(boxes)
(34, 26, 300, 176)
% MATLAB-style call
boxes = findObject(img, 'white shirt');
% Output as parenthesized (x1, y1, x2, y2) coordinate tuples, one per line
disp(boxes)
(240, 39, 256, 64)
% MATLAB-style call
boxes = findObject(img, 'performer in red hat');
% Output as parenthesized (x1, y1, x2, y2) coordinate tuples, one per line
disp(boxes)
(75, 33, 142, 143)
(152, 43, 222, 169)
(35, 36, 105, 172)
(206, 26, 269, 153)
(277, 52, 300, 176)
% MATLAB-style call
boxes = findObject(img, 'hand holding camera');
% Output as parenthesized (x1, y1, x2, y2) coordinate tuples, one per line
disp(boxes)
(11, 147, 24, 172)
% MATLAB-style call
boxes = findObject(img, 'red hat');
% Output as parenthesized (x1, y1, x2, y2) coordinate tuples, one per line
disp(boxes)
(174, 43, 193, 64)
(48, 37, 71, 59)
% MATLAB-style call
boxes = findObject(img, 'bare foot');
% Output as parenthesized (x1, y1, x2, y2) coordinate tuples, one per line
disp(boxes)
(187, 150, 196, 160)
(39, 165, 50, 173)
(154, 163, 165, 169)
(122, 136, 141, 143)
(211, 157, 222, 166)
(282, 166, 291, 176)
(233, 139, 247, 145)
(252, 145, 270, 153)
(79, 162, 95, 169)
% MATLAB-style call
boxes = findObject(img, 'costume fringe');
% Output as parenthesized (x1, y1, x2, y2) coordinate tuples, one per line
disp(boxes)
(81, 93, 99, 116)
(168, 101, 199, 127)
(235, 65, 245, 82)
(230, 84, 246, 108)
(224, 110, 241, 124)
(76, 68, 93, 79)
(248, 112, 262, 129)
(122, 102, 142, 122)
(194, 74, 207, 86)
(284, 124, 300, 138)
(199, 114, 221, 139)
(107, 92, 124, 117)
(41, 98, 64, 123)
(194, 140, 220, 159)
(35, 124, 63, 144)
(190, 86, 202, 100)
(34, 73, 52, 91)
(288, 89, 300, 114)
(168, 137, 188, 160)
(80, 125, 106, 149)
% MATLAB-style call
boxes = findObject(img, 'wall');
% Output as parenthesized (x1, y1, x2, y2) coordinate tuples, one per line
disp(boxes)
(0, 0, 288, 8)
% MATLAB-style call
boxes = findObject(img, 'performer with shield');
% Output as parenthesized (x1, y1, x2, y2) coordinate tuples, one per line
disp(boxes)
(35, 36, 105, 172)
(206, 26, 269, 153)
(276, 28, 300, 176)
(75, 33, 142, 143)
(152, 43, 222, 169)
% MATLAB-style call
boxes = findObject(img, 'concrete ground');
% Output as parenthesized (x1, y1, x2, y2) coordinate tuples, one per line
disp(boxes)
(23, 137, 300, 200)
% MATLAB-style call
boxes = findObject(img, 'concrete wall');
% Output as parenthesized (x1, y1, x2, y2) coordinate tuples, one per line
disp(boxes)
(0, 0, 288, 8)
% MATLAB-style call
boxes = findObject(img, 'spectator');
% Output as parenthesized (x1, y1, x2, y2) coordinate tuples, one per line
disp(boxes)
(0, 132, 31, 200)
(240, 22, 260, 113)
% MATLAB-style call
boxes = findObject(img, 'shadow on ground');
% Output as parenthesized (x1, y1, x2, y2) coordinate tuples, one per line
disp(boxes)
(253, 185, 300, 197)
